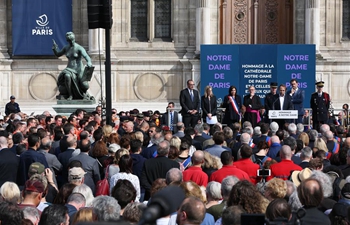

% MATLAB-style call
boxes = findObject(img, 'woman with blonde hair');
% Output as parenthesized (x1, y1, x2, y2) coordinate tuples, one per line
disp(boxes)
(102, 124, 113, 143)
(314, 137, 328, 152)
(108, 148, 130, 180)
(298, 132, 310, 147)
(72, 207, 96, 225)
(201, 85, 217, 123)
(0, 181, 21, 203)
(202, 151, 222, 178)
(170, 136, 181, 150)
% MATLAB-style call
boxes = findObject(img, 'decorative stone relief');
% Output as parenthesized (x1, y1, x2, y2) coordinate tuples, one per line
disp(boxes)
(265, 0, 278, 43)
(29, 73, 58, 101)
(233, 0, 248, 43)
(134, 73, 165, 101)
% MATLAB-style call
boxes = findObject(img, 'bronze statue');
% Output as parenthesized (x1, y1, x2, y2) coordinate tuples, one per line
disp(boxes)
(53, 32, 94, 101)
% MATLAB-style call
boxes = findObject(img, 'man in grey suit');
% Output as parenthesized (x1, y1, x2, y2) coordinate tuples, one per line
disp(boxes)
(287, 79, 305, 124)
(161, 102, 179, 133)
(69, 139, 101, 194)
(38, 136, 62, 187)
(180, 79, 200, 128)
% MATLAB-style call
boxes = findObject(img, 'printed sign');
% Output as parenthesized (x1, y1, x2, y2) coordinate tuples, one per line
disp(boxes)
(200, 44, 315, 108)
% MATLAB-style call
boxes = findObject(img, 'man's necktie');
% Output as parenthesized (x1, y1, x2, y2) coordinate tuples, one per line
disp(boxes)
(170, 112, 174, 131)
(190, 91, 194, 101)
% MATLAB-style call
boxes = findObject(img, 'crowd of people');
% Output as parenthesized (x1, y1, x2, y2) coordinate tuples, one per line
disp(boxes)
(0, 79, 350, 225)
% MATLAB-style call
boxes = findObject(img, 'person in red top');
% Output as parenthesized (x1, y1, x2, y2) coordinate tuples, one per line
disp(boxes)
(210, 151, 249, 183)
(267, 145, 302, 181)
(183, 150, 208, 187)
(234, 144, 259, 184)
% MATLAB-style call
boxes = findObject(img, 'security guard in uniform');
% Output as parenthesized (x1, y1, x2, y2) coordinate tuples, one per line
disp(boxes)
(310, 81, 330, 131)
(264, 82, 278, 123)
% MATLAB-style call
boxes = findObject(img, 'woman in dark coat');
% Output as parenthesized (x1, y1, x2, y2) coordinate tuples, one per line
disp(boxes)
(201, 85, 217, 123)
(243, 85, 263, 128)
(222, 86, 242, 129)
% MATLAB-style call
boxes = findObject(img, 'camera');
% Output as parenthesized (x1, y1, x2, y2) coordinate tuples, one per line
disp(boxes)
(257, 169, 271, 177)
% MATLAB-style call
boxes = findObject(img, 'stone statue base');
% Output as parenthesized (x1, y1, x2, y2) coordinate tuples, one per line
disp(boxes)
(53, 99, 97, 115)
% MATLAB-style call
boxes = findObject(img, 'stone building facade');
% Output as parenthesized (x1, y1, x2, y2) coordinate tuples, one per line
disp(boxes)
(0, 0, 348, 114)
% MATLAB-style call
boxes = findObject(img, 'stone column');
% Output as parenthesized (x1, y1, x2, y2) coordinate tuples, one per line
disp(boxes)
(88, 29, 105, 55)
(0, 1, 9, 58)
(196, 0, 210, 53)
(305, 0, 320, 51)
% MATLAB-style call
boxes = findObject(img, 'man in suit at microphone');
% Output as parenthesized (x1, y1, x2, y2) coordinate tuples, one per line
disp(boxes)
(273, 84, 293, 129)
(287, 79, 305, 124)
(310, 81, 330, 131)
(180, 79, 200, 128)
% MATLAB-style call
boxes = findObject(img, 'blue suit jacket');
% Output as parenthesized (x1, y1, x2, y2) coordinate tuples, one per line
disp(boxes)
(287, 88, 305, 116)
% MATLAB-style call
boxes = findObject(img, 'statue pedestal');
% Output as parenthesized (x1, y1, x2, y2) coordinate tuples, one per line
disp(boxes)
(52, 99, 97, 115)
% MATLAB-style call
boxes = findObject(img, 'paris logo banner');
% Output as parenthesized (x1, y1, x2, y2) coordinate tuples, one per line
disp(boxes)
(12, 0, 72, 55)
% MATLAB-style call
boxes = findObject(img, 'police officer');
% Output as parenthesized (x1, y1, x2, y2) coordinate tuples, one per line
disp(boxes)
(5, 95, 21, 116)
(310, 81, 330, 131)
(264, 82, 278, 123)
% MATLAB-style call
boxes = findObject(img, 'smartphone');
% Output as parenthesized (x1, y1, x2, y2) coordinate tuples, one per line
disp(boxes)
(257, 169, 271, 177)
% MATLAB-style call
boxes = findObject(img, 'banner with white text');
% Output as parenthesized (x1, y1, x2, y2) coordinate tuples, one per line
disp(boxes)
(12, 0, 72, 55)
(200, 44, 316, 108)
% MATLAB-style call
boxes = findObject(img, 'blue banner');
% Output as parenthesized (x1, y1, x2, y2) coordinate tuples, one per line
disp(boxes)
(200, 44, 315, 108)
(12, 0, 72, 56)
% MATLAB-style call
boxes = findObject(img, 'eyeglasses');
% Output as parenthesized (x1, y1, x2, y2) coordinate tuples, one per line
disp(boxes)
(112, 111, 116, 114)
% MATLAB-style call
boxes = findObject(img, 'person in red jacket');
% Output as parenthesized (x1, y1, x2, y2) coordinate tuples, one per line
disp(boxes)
(234, 144, 259, 184)
(267, 145, 302, 181)
(210, 151, 249, 183)
(183, 150, 208, 187)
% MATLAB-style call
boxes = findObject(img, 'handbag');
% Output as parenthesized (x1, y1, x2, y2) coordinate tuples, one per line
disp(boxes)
(95, 165, 110, 196)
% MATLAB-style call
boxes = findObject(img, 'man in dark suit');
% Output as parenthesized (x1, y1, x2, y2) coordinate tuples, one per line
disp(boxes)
(0, 136, 19, 187)
(310, 81, 330, 131)
(273, 84, 294, 129)
(288, 79, 305, 124)
(264, 82, 278, 123)
(180, 79, 200, 128)
(140, 140, 180, 200)
(161, 102, 179, 133)
(17, 133, 49, 186)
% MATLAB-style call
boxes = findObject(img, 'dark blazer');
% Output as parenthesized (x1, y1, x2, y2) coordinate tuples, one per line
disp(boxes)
(201, 95, 217, 119)
(18, 148, 49, 186)
(180, 88, 200, 116)
(287, 88, 305, 116)
(140, 156, 180, 196)
(161, 111, 179, 133)
(0, 149, 19, 187)
(273, 94, 294, 110)
(58, 148, 76, 185)
(310, 92, 330, 122)
(222, 95, 242, 124)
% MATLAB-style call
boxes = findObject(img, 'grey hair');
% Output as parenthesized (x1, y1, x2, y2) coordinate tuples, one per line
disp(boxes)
(308, 129, 318, 141)
(300, 146, 313, 159)
(206, 181, 222, 200)
(194, 124, 204, 133)
(223, 127, 233, 139)
(240, 133, 250, 144)
(23, 207, 40, 224)
(296, 123, 304, 133)
(67, 193, 86, 205)
(253, 126, 261, 136)
(310, 170, 333, 198)
(288, 191, 302, 212)
(221, 176, 239, 198)
(165, 168, 183, 185)
(242, 121, 252, 129)
(288, 123, 297, 134)
(270, 122, 279, 133)
(92, 196, 121, 221)
(73, 184, 95, 207)
(242, 127, 253, 136)
(320, 124, 330, 136)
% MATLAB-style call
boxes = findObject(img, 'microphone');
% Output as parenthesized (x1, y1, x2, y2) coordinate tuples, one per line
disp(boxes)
(139, 186, 185, 225)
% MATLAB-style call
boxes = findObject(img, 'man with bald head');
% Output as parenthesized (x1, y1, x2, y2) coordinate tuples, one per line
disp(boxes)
(267, 135, 282, 159)
(183, 150, 208, 186)
(0, 136, 19, 186)
(267, 145, 302, 181)
(176, 197, 206, 225)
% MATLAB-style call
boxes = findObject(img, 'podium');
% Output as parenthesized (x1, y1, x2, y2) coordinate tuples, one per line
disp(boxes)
(268, 110, 298, 119)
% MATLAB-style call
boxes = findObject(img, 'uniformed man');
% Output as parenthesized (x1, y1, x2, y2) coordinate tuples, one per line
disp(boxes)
(264, 82, 278, 122)
(310, 81, 330, 131)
